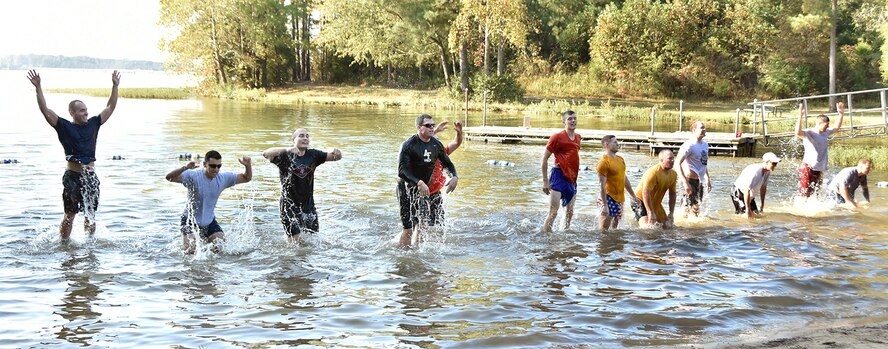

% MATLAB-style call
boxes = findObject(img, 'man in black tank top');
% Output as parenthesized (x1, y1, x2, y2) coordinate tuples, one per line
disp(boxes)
(263, 128, 342, 243)
(397, 114, 458, 247)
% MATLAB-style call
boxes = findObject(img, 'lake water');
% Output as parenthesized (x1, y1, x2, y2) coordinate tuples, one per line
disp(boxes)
(1, 69, 887, 347)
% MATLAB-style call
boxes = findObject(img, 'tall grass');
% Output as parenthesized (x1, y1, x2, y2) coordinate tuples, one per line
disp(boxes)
(46, 88, 191, 99)
(830, 147, 888, 170)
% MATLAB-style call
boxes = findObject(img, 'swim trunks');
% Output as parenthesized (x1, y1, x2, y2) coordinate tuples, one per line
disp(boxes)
(549, 167, 577, 207)
(62, 170, 100, 214)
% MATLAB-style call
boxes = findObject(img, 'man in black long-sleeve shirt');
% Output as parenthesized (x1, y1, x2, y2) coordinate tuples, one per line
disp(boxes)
(398, 114, 459, 246)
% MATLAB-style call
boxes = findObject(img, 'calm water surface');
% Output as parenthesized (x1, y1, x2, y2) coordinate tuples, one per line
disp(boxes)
(1, 71, 887, 348)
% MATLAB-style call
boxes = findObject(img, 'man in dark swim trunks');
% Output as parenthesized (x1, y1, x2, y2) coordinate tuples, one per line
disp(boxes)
(398, 114, 459, 247)
(263, 128, 342, 243)
(27, 69, 120, 240)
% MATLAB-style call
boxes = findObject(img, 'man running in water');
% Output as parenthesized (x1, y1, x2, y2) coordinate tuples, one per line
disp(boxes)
(795, 102, 845, 197)
(263, 128, 342, 243)
(541, 110, 581, 232)
(166, 151, 252, 253)
(676, 120, 711, 217)
(427, 121, 464, 226)
(27, 69, 120, 240)
(397, 114, 458, 247)
(597, 135, 639, 230)
(730, 152, 781, 219)
(827, 159, 872, 208)
(632, 149, 678, 228)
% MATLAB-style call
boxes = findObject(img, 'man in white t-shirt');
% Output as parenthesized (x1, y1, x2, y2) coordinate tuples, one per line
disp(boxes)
(828, 159, 872, 208)
(795, 102, 845, 197)
(166, 150, 252, 253)
(676, 120, 710, 217)
(731, 152, 781, 219)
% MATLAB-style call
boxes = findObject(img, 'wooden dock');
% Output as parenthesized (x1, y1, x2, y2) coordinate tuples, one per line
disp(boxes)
(464, 126, 761, 157)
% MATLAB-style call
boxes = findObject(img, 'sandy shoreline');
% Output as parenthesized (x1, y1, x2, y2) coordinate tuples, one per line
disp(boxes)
(704, 320, 888, 349)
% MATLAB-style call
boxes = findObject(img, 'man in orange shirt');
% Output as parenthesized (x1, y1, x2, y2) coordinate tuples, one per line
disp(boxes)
(541, 110, 581, 233)
(427, 121, 464, 226)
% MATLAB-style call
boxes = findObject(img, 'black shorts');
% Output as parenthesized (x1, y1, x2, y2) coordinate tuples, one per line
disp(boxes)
(730, 187, 759, 214)
(181, 215, 223, 239)
(683, 178, 704, 207)
(280, 202, 319, 237)
(397, 181, 439, 229)
(62, 170, 100, 214)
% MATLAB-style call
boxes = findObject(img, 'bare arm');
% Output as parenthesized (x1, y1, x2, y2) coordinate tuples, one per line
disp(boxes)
(861, 176, 869, 203)
(795, 103, 806, 138)
(840, 185, 857, 208)
(262, 147, 289, 161)
(759, 184, 767, 212)
(326, 148, 342, 161)
(99, 70, 121, 124)
(643, 188, 657, 223)
(624, 177, 638, 203)
(598, 175, 608, 202)
(667, 187, 676, 218)
(541, 150, 553, 195)
(675, 152, 692, 195)
(833, 101, 845, 132)
(448, 121, 464, 152)
(166, 161, 197, 183)
(27, 70, 61, 126)
(236, 157, 252, 184)
(744, 188, 754, 218)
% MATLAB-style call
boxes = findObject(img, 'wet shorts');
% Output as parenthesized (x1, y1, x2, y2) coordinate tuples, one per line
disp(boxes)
(682, 178, 704, 207)
(798, 162, 823, 197)
(599, 195, 623, 218)
(280, 202, 319, 237)
(62, 170, 100, 214)
(730, 187, 760, 214)
(181, 215, 223, 239)
(833, 192, 847, 204)
(549, 167, 577, 207)
(397, 181, 436, 229)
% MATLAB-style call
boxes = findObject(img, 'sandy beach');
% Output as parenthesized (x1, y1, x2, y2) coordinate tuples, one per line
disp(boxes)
(706, 321, 888, 349)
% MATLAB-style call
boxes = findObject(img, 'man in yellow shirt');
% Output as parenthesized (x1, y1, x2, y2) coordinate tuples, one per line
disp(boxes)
(632, 149, 678, 229)
(597, 135, 639, 230)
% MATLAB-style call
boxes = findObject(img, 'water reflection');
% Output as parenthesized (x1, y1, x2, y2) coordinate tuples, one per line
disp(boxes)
(394, 255, 446, 347)
(54, 249, 103, 345)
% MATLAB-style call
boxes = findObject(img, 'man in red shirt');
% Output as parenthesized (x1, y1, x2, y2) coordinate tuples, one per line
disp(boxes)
(541, 110, 581, 233)
(427, 121, 464, 227)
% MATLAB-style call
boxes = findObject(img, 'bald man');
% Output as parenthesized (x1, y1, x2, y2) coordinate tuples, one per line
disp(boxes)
(263, 128, 342, 242)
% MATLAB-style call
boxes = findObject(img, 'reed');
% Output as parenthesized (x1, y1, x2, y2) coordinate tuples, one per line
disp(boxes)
(830, 146, 888, 170)
(46, 87, 191, 99)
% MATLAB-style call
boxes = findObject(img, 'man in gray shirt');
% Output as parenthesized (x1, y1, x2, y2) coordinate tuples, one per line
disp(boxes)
(166, 150, 252, 253)
(828, 159, 872, 208)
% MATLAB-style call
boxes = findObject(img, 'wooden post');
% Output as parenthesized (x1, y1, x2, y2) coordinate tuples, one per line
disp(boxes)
(734, 108, 741, 135)
(881, 90, 887, 127)
(482, 90, 488, 127)
(847, 94, 854, 137)
(464, 88, 469, 126)
(650, 106, 656, 136)
(678, 100, 684, 131)
(752, 98, 758, 134)
(762, 102, 769, 137)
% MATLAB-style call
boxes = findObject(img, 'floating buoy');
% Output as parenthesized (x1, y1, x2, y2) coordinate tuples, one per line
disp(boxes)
(112, 155, 125, 160)
(878, 181, 888, 188)
(178, 153, 202, 160)
(2, 159, 19, 164)
(628, 167, 642, 173)
(486, 160, 514, 167)
(581, 165, 593, 171)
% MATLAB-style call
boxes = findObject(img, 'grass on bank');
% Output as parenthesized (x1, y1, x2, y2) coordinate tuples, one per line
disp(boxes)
(46, 87, 191, 99)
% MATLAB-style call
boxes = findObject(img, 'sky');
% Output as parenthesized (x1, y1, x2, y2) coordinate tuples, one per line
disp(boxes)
(0, 0, 166, 62)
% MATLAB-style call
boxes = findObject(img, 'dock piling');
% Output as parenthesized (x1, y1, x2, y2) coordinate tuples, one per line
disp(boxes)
(650, 106, 656, 136)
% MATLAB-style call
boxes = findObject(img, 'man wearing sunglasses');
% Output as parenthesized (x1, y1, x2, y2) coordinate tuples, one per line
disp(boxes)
(397, 114, 459, 247)
(166, 151, 252, 253)
(730, 152, 781, 219)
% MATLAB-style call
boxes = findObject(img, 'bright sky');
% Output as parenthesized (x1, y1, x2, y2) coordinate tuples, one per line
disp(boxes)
(0, 0, 166, 62)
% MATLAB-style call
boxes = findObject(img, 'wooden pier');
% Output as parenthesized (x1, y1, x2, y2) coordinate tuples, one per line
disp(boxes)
(464, 126, 761, 157)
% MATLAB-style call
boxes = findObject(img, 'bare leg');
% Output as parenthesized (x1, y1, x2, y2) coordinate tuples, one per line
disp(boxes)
(542, 190, 563, 233)
(563, 195, 576, 230)
(288, 234, 304, 245)
(207, 232, 225, 253)
(60, 212, 76, 240)
(399, 228, 413, 247)
(84, 218, 96, 235)
(182, 234, 196, 254)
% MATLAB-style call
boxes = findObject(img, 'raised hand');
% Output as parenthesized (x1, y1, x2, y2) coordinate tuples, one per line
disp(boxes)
(27, 70, 41, 88)
(111, 70, 121, 86)
(453, 121, 463, 133)
(238, 156, 252, 167)
(836, 101, 845, 114)
(185, 161, 197, 169)
(434, 121, 449, 134)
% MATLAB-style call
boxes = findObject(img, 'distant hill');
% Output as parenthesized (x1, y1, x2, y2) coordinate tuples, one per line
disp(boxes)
(1, 54, 163, 70)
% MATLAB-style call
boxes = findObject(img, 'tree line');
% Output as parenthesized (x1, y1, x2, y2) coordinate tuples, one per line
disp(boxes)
(160, 0, 888, 100)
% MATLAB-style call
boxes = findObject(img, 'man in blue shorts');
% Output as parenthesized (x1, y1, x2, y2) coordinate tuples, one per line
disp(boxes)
(166, 151, 252, 253)
(263, 128, 342, 243)
(27, 69, 120, 240)
(541, 110, 581, 232)
(827, 159, 872, 208)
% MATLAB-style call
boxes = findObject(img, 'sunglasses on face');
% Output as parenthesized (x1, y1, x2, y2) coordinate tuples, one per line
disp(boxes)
(421, 123, 435, 129)
(208, 164, 222, 169)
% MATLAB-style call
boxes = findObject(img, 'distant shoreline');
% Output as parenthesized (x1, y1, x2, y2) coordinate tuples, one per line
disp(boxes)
(1, 54, 162, 71)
